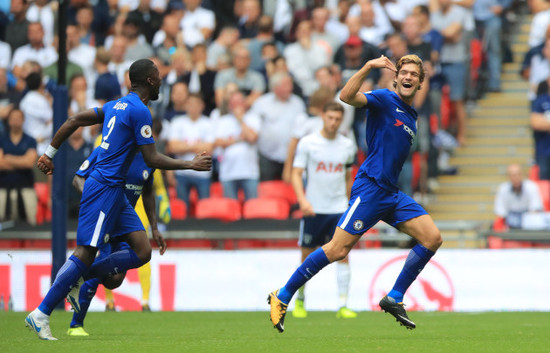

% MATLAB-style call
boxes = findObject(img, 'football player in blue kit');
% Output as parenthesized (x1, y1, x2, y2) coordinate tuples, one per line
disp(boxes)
(66, 147, 162, 336)
(26, 59, 212, 340)
(268, 54, 443, 332)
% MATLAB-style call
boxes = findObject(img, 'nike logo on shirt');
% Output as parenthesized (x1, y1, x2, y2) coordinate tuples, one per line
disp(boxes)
(396, 108, 405, 113)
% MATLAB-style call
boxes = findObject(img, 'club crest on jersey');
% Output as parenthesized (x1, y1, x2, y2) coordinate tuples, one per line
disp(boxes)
(141, 125, 152, 138)
(353, 220, 364, 231)
(79, 160, 90, 171)
(142, 170, 149, 180)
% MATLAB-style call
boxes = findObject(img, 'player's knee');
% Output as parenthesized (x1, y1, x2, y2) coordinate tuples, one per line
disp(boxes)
(425, 230, 443, 251)
(136, 247, 152, 264)
(324, 245, 350, 262)
(103, 273, 126, 289)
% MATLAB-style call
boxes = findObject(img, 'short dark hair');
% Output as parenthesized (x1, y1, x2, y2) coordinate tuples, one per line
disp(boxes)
(323, 101, 344, 113)
(25, 72, 42, 91)
(415, 5, 430, 17)
(129, 59, 156, 86)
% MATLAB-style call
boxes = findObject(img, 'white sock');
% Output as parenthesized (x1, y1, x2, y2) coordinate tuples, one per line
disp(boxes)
(336, 262, 351, 308)
(34, 308, 50, 320)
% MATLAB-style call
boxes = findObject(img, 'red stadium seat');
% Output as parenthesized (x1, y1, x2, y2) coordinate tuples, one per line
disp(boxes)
(492, 217, 507, 232)
(170, 198, 187, 220)
(535, 180, 550, 211)
(242, 198, 290, 220)
(34, 182, 51, 224)
(440, 85, 451, 130)
(195, 197, 241, 222)
(258, 181, 297, 205)
(210, 182, 223, 198)
(530, 165, 540, 181)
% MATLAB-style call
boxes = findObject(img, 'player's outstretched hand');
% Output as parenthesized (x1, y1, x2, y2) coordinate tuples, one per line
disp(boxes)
(37, 155, 54, 175)
(191, 151, 212, 171)
(367, 55, 397, 73)
(152, 229, 167, 255)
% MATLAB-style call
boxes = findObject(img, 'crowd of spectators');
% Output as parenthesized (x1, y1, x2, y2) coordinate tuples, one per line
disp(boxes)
(0, 0, 520, 224)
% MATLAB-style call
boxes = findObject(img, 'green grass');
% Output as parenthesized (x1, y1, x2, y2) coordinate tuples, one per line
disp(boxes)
(1, 311, 549, 353)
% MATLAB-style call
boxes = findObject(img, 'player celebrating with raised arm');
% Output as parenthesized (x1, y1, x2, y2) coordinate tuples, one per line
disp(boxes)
(268, 54, 442, 332)
(291, 102, 357, 319)
(25, 59, 212, 340)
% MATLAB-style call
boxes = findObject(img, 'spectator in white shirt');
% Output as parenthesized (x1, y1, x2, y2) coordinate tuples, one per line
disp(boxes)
(251, 72, 306, 181)
(284, 19, 330, 97)
(494, 163, 544, 229)
(180, 0, 215, 48)
(167, 93, 214, 208)
(215, 91, 261, 200)
(66, 23, 96, 96)
(11, 22, 57, 77)
(19, 72, 53, 156)
(26, 0, 55, 46)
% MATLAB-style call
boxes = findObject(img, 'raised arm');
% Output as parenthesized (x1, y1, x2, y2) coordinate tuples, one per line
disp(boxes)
(139, 143, 212, 171)
(37, 108, 105, 175)
(339, 55, 397, 108)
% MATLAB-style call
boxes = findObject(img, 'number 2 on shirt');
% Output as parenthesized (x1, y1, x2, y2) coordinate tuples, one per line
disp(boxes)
(100, 116, 116, 150)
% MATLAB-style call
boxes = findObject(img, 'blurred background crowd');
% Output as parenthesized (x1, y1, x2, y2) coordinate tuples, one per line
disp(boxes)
(0, 0, 543, 227)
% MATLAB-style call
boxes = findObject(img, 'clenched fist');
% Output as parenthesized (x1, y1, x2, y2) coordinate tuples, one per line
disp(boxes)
(37, 155, 54, 175)
(191, 151, 213, 171)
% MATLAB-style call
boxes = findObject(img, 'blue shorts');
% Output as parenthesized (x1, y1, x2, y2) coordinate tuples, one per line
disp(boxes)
(299, 213, 342, 248)
(76, 177, 145, 247)
(337, 177, 427, 236)
(441, 62, 466, 101)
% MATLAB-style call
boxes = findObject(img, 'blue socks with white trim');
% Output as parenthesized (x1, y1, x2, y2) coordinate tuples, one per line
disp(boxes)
(278, 247, 330, 304)
(388, 244, 435, 303)
(84, 248, 143, 281)
(38, 255, 87, 316)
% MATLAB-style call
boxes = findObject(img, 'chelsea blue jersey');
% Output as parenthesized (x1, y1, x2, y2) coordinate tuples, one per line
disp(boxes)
(356, 89, 417, 192)
(77, 147, 154, 207)
(89, 92, 155, 186)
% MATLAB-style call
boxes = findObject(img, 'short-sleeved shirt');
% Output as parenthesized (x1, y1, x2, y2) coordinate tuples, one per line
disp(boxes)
(215, 112, 261, 181)
(214, 68, 265, 95)
(250, 92, 306, 162)
(431, 6, 468, 63)
(77, 147, 154, 207)
(0, 133, 36, 188)
(294, 132, 356, 214)
(532, 94, 550, 158)
(168, 115, 214, 178)
(356, 89, 417, 192)
(89, 92, 155, 186)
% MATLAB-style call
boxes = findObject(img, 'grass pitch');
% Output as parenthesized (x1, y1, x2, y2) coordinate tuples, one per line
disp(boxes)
(1, 311, 548, 353)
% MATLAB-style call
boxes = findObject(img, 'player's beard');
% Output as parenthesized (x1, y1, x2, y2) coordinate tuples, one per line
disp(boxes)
(150, 86, 160, 101)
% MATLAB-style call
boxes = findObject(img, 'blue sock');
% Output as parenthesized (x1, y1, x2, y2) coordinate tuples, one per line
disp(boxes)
(278, 248, 330, 304)
(84, 248, 143, 281)
(70, 278, 100, 328)
(38, 255, 88, 316)
(388, 244, 435, 302)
